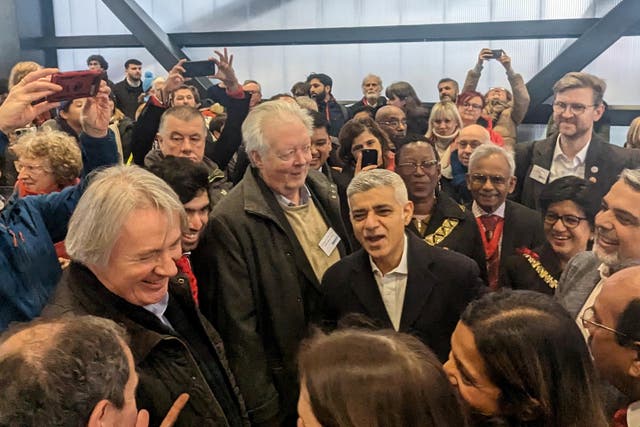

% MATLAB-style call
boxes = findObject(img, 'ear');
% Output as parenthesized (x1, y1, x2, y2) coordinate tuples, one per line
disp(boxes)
(507, 175, 517, 194)
(87, 400, 110, 427)
(326, 85, 332, 94)
(249, 150, 264, 169)
(628, 344, 640, 379)
(403, 201, 414, 225)
(593, 103, 605, 122)
(59, 109, 69, 120)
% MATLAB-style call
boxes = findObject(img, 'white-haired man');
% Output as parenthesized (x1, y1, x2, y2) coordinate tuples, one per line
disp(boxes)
(43, 165, 249, 427)
(196, 101, 350, 425)
(320, 169, 484, 362)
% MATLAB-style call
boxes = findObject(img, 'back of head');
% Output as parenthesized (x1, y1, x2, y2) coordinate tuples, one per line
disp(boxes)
(148, 155, 210, 204)
(66, 165, 186, 267)
(385, 81, 421, 108)
(298, 328, 467, 427)
(553, 72, 606, 105)
(461, 290, 606, 426)
(9, 61, 41, 89)
(0, 315, 130, 426)
(626, 117, 640, 149)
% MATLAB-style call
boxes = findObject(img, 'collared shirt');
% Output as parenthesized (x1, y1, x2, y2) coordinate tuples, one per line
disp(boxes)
(274, 185, 311, 207)
(369, 234, 409, 331)
(472, 201, 506, 219)
(576, 262, 610, 340)
(549, 134, 591, 182)
(143, 292, 173, 329)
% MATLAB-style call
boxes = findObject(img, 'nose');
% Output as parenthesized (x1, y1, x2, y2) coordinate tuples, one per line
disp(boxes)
(294, 147, 311, 165)
(442, 359, 458, 386)
(552, 217, 568, 231)
(189, 214, 204, 232)
(595, 210, 613, 230)
(363, 211, 379, 230)
(17, 167, 30, 180)
(155, 251, 179, 277)
(398, 121, 406, 131)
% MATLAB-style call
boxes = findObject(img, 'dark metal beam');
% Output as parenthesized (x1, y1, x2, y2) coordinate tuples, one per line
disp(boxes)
(39, 0, 57, 67)
(101, 0, 210, 91)
(21, 18, 640, 50)
(525, 0, 640, 110)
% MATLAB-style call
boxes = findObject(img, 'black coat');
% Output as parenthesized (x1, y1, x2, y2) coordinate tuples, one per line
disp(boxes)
(194, 167, 349, 424)
(112, 79, 143, 120)
(501, 243, 561, 295)
(498, 200, 547, 272)
(406, 192, 487, 281)
(319, 232, 485, 362)
(42, 263, 249, 427)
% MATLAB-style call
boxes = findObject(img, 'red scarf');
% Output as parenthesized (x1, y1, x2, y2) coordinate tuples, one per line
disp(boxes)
(476, 216, 505, 290)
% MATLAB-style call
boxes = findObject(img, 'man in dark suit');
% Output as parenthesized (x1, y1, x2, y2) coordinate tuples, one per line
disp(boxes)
(515, 71, 640, 211)
(320, 169, 485, 362)
(467, 144, 545, 289)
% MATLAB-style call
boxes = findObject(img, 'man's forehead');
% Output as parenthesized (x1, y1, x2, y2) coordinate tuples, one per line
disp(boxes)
(377, 107, 405, 120)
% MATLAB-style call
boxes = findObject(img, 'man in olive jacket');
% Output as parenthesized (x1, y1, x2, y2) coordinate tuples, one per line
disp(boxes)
(195, 101, 350, 426)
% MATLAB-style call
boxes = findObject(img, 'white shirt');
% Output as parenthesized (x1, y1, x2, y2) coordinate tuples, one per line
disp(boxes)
(472, 201, 506, 219)
(575, 263, 610, 341)
(274, 185, 310, 207)
(628, 400, 640, 427)
(143, 293, 173, 329)
(549, 134, 591, 182)
(370, 234, 409, 331)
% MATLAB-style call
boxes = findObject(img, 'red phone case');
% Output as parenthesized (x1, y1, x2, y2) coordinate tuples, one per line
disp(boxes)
(46, 70, 103, 102)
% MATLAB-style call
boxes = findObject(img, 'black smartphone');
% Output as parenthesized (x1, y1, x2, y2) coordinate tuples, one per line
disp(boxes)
(46, 70, 102, 102)
(490, 49, 504, 59)
(182, 60, 216, 78)
(361, 149, 379, 168)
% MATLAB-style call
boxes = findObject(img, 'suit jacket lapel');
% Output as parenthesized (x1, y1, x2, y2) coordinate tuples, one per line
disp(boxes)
(399, 236, 435, 331)
(350, 251, 394, 329)
(500, 201, 515, 267)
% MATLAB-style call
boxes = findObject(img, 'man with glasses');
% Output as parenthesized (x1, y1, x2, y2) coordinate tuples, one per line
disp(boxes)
(462, 48, 530, 148)
(515, 72, 640, 211)
(320, 169, 484, 362)
(582, 266, 640, 426)
(195, 101, 349, 426)
(557, 169, 640, 338)
(375, 105, 407, 150)
(466, 144, 545, 289)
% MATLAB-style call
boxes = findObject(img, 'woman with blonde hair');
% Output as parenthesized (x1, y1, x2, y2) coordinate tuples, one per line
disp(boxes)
(425, 101, 464, 178)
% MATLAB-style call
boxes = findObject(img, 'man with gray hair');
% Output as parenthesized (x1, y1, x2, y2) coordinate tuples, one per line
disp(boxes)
(515, 71, 640, 210)
(0, 315, 188, 426)
(347, 73, 386, 118)
(467, 144, 545, 289)
(43, 165, 249, 427)
(195, 100, 349, 425)
(320, 169, 484, 362)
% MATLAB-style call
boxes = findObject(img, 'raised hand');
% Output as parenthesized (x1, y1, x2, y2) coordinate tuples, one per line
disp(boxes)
(210, 48, 241, 92)
(161, 59, 187, 103)
(81, 80, 111, 138)
(0, 68, 62, 134)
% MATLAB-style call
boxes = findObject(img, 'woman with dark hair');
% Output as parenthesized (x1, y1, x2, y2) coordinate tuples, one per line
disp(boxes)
(297, 328, 467, 427)
(444, 290, 608, 427)
(396, 135, 486, 279)
(386, 81, 429, 135)
(501, 176, 598, 294)
(456, 90, 503, 146)
(335, 117, 395, 242)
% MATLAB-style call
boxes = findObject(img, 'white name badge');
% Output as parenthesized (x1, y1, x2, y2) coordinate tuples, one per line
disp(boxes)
(319, 227, 341, 256)
(529, 165, 550, 184)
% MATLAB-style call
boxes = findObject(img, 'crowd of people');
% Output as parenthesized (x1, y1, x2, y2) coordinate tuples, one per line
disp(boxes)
(0, 46, 639, 427)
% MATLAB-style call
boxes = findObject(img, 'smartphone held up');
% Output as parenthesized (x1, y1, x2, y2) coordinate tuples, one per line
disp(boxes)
(45, 70, 103, 103)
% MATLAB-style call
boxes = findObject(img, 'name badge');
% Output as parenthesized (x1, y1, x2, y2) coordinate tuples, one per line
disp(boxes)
(319, 227, 341, 256)
(529, 165, 550, 184)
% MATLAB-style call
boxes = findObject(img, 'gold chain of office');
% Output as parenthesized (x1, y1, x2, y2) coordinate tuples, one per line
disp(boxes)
(522, 253, 558, 289)
(422, 218, 459, 246)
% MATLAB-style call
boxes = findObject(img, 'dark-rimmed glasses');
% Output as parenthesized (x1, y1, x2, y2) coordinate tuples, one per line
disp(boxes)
(468, 173, 508, 186)
(552, 101, 597, 115)
(544, 212, 588, 229)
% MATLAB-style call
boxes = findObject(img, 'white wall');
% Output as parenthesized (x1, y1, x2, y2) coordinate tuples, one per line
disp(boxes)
(53, 0, 636, 144)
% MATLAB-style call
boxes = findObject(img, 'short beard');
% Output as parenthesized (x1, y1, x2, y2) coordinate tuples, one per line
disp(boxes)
(593, 240, 620, 267)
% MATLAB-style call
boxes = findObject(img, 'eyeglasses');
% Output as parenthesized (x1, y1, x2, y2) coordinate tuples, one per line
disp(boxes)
(377, 119, 407, 128)
(458, 140, 483, 150)
(275, 144, 311, 161)
(468, 173, 508, 186)
(544, 212, 588, 229)
(581, 306, 628, 338)
(552, 101, 597, 115)
(462, 102, 483, 111)
(14, 161, 52, 175)
(397, 160, 439, 173)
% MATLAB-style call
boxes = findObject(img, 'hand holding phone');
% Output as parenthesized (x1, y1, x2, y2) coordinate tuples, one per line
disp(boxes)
(182, 60, 216, 78)
(360, 149, 379, 168)
(45, 70, 103, 103)
(490, 49, 504, 59)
